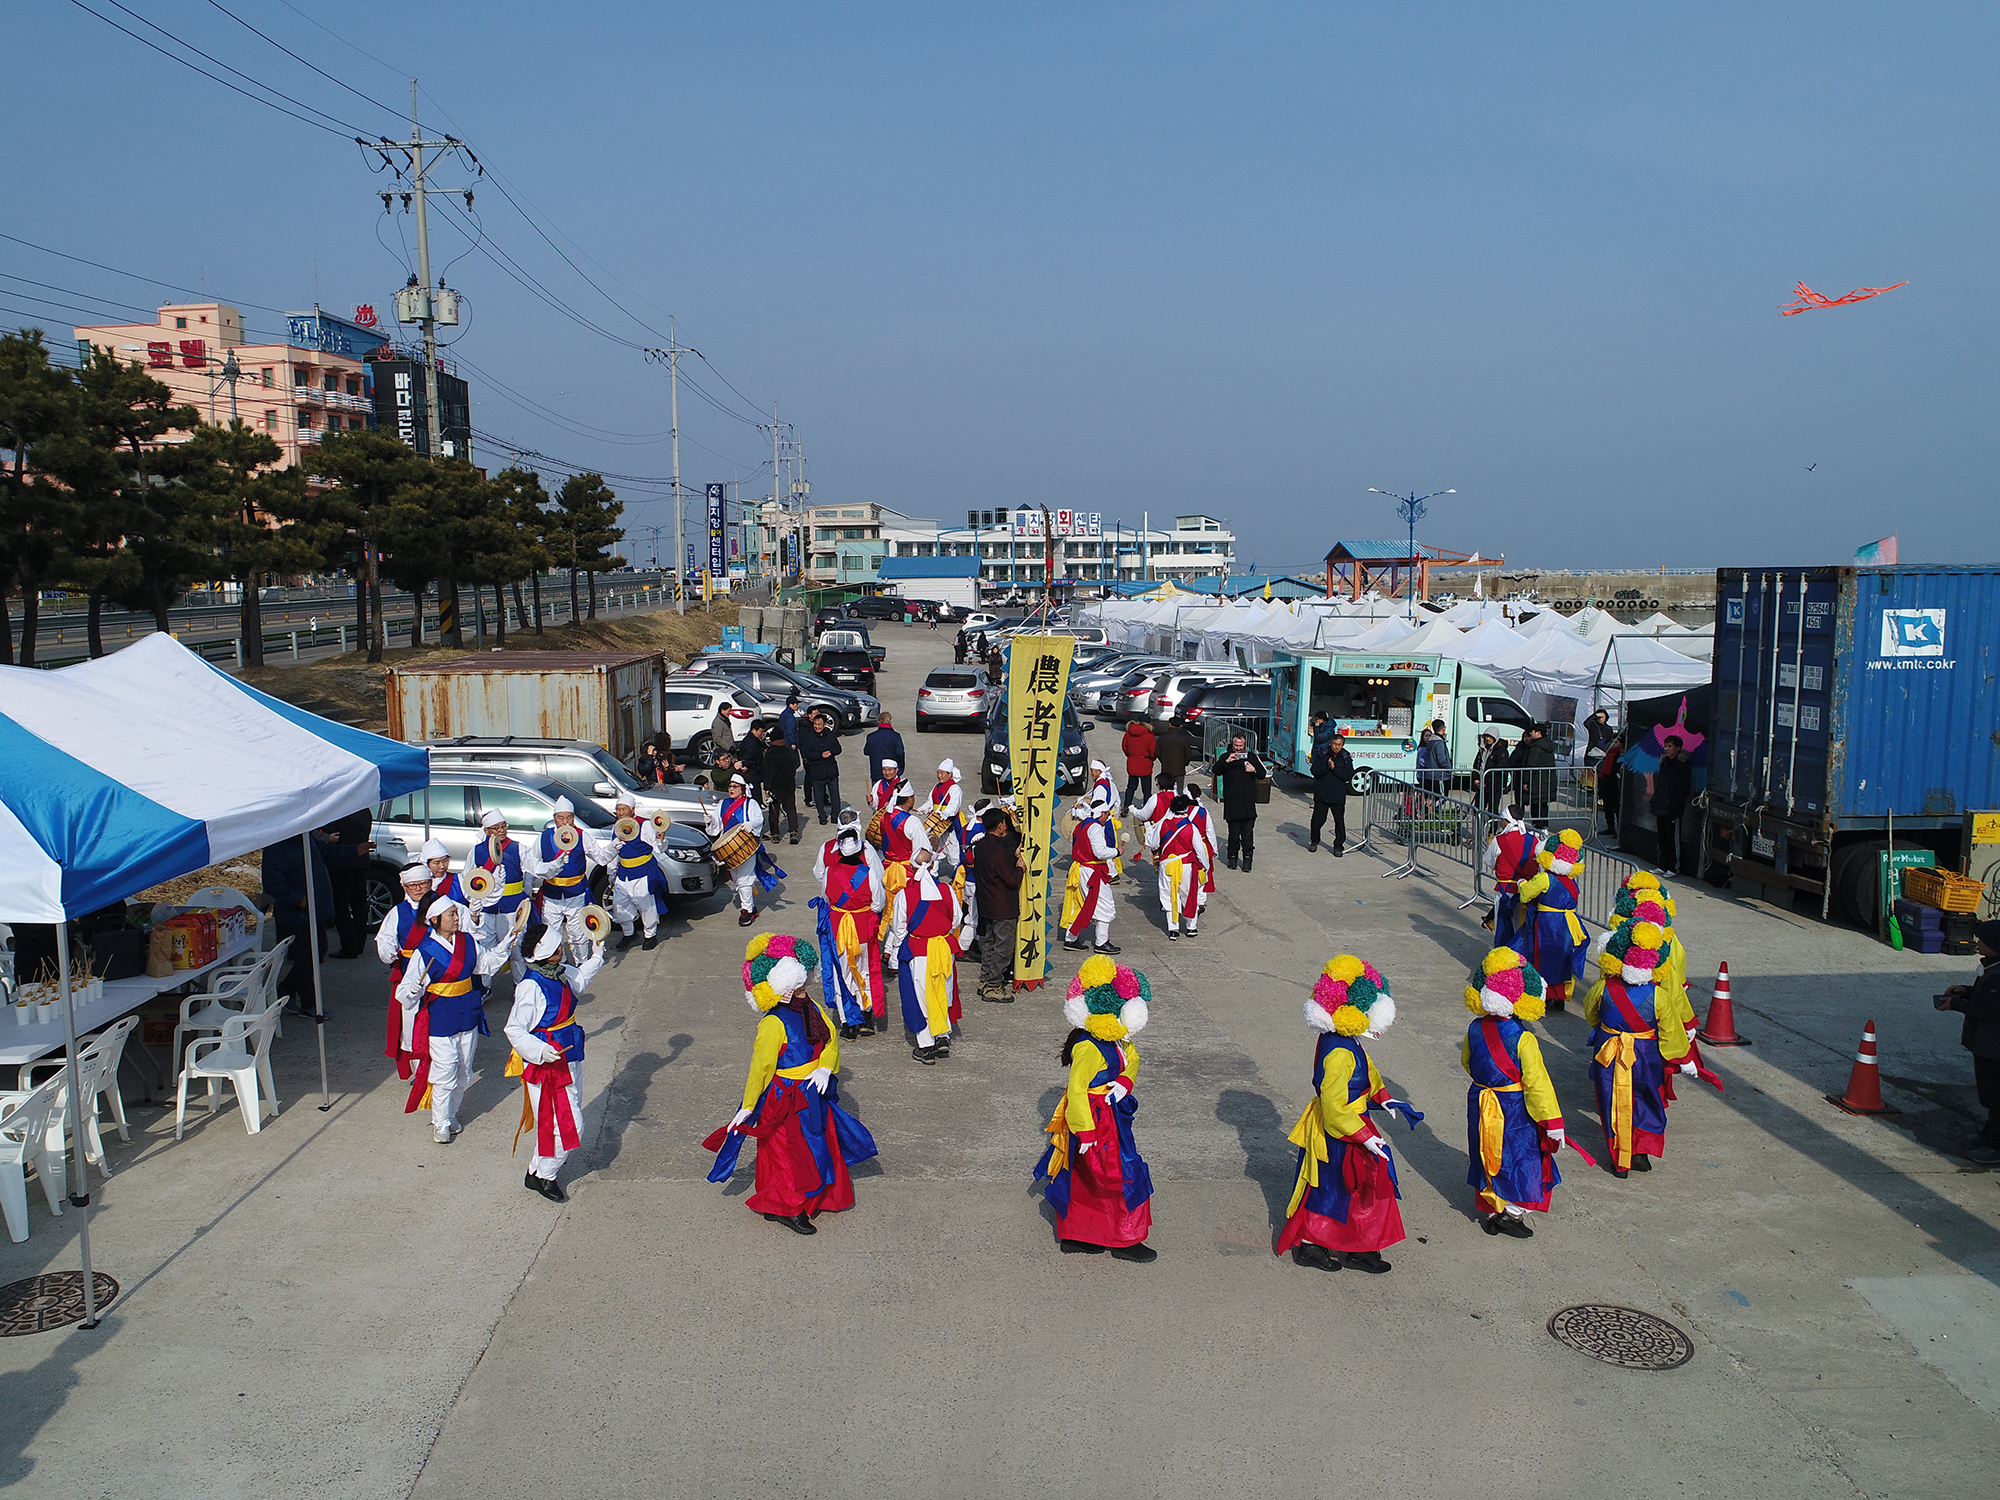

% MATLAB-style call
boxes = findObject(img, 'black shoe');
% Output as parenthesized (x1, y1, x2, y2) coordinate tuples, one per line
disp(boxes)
(1308, 841, 1319, 852)
(1630, 1153, 1651, 1172)
(912, 1045, 939, 1065)
(738, 909, 756, 927)
(1168, 929, 1179, 941)
(1226, 855, 1239, 870)
(1332, 846, 1344, 858)
(840, 1023, 859, 1040)
(789, 833, 800, 844)
(1611, 1166, 1630, 1179)
(1549, 998, 1566, 1012)
(1343, 1250, 1391, 1273)
(525, 1170, 566, 1203)
(1964, 1143, 2000, 1166)
(1291, 1243, 1339, 1271)
(1062, 939, 1086, 951)
(618, 930, 639, 950)
(933, 1041, 951, 1058)
(1241, 858, 1252, 873)
(1109, 1242, 1158, 1263)
(786, 1212, 817, 1235)
(1059, 1238, 1106, 1254)
(859, 1020, 878, 1036)
(1093, 942, 1121, 955)
(1483, 1212, 1534, 1239)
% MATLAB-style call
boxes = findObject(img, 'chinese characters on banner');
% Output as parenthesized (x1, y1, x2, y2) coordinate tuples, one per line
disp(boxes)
(706, 483, 726, 579)
(1007, 635, 1075, 988)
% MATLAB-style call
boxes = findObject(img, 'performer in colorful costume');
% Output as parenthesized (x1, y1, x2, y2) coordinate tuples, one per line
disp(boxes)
(1145, 794, 1211, 940)
(395, 894, 529, 1142)
(1087, 758, 1117, 809)
(1481, 806, 1541, 943)
(1034, 956, 1157, 1261)
(1184, 781, 1218, 912)
(503, 917, 606, 1201)
(927, 759, 967, 882)
(894, 854, 963, 1063)
(1508, 827, 1589, 1010)
(704, 934, 877, 1235)
(1275, 956, 1414, 1273)
(1584, 919, 1695, 1175)
(421, 837, 474, 927)
(528, 796, 609, 958)
(1060, 792, 1121, 955)
(870, 758, 903, 814)
(877, 780, 934, 965)
(1462, 948, 1566, 1237)
(462, 810, 530, 978)
(606, 797, 671, 950)
(705, 771, 784, 927)
(375, 863, 435, 1086)
(811, 815, 887, 1038)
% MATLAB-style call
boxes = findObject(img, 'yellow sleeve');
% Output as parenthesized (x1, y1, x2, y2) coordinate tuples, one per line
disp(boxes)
(1318, 1046, 1367, 1139)
(1656, 986, 1692, 1061)
(1516, 1031, 1562, 1125)
(1582, 979, 1607, 1028)
(1065, 1040, 1105, 1134)
(814, 1001, 841, 1075)
(1460, 1032, 1475, 1076)
(741, 1015, 787, 1111)
(1123, 1041, 1139, 1084)
(1518, 870, 1551, 903)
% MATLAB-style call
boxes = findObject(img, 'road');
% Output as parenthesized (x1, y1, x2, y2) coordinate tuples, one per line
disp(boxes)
(3, 619, 1997, 1498)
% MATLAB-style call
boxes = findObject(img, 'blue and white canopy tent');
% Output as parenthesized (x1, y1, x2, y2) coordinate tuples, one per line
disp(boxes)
(0, 634, 429, 1327)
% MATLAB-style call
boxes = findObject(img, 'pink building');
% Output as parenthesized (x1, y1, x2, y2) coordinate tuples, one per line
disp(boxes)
(73, 302, 378, 481)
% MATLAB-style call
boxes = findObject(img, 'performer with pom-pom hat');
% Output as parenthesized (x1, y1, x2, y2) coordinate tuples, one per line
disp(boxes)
(1462, 949, 1568, 1237)
(1275, 956, 1416, 1273)
(704, 933, 878, 1234)
(1583, 920, 1693, 1176)
(1034, 956, 1157, 1261)
(1481, 806, 1541, 942)
(1508, 827, 1590, 1010)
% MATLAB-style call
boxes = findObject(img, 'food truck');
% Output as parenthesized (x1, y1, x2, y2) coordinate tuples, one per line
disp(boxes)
(1268, 650, 1535, 790)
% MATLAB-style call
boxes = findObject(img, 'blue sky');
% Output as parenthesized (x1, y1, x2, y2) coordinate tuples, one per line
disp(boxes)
(12, 2, 1996, 571)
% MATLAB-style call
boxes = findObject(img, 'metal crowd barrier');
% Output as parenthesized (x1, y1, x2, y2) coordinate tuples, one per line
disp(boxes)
(1472, 763, 1599, 822)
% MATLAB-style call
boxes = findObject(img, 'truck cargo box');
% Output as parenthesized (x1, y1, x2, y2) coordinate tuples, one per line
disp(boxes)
(386, 651, 663, 761)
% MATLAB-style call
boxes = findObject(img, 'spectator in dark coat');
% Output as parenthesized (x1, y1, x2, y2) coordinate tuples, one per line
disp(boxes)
(1598, 735, 1624, 838)
(737, 722, 769, 799)
(1648, 734, 1694, 875)
(1120, 719, 1157, 809)
(1940, 922, 2000, 1166)
(263, 835, 334, 1013)
(1210, 731, 1270, 872)
(972, 805, 1026, 1000)
(319, 806, 373, 959)
(798, 710, 844, 825)
(1310, 731, 1354, 855)
(778, 693, 801, 748)
(863, 714, 906, 784)
(1511, 725, 1558, 827)
(1472, 733, 1506, 813)
(762, 730, 801, 844)
(1154, 715, 1195, 791)
(1584, 709, 1614, 756)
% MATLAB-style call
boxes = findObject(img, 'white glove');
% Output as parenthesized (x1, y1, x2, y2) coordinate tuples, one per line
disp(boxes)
(1077, 1138, 1094, 1155)
(1106, 1081, 1130, 1104)
(1545, 1126, 1566, 1144)
(806, 1066, 832, 1095)
(1361, 1135, 1390, 1160)
(729, 1106, 752, 1130)
(1678, 1061, 1699, 1077)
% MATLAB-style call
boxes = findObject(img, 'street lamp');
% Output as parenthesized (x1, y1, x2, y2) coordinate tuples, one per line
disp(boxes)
(1368, 487, 1456, 621)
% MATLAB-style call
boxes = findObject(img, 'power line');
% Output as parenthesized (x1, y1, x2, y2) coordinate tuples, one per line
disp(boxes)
(201, 0, 404, 125)
(0, 231, 293, 317)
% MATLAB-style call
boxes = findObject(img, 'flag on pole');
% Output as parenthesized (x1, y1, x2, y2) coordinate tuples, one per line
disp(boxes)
(1262, 578, 1272, 601)
(1854, 535, 1898, 565)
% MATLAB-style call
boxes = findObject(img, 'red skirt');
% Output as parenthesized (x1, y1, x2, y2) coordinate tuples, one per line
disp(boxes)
(1057, 1138, 1153, 1248)
(744, 1102, 856, 1219)
(1274, 1146, 1405, 1256)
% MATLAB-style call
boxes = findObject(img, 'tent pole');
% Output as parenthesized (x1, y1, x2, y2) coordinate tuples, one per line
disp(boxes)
(55, 923, 101, 1330)
(302, 832, 331, 1110)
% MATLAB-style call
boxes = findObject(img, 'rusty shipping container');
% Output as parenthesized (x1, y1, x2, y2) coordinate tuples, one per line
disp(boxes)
(385, 651, 664, 761)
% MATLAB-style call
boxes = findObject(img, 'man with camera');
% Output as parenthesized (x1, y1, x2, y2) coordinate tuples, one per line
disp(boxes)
(1210, 730, 1270, 873)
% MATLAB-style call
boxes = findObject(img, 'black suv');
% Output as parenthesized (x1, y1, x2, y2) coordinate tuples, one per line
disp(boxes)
(815, 646, 877, 694)
(980, 689, 1093, 796)
(1178, 679, 1275, 754)
(845, 594, 908, 621)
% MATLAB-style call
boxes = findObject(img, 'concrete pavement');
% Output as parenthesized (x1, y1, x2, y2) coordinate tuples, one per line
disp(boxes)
(4, 619, 1997, 1497)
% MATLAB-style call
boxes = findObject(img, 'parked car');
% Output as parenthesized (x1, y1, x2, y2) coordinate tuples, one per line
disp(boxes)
(845, 594, 907, 621)
(679, 655, 877, 729)
(979, 690, 1093, 796)
(653, 681, 764, 766)
(1067, 655, 1167, 712)
(815, 646, 877, 695)
(424, 737, 712, 825)
(1148, 668, 1265, 723)
(374, 768, 717, 904)
(812, 605, 849, 636)
(814, 625, 886, 671)
(916, 666, 992, 730)
(963, 612, 1000, 633)
(1177, 679, 1276, 754)
(1055, 625, 1109, 647)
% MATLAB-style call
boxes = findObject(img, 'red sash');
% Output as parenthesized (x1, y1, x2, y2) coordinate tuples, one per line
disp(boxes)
(1474, 1018, 1523, 1084)
(1603, 978, 1653, 1035)
(1065, 821, 1111, 938)
(401, 935, 472, 1114)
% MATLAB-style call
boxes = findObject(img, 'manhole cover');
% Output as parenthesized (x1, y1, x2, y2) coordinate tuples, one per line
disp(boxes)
(1547, 1303, 1693, 1369)
(0, 1272, 119, 1336)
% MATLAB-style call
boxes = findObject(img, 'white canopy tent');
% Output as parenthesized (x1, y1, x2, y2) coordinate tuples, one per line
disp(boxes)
(1518, 634, 1713, 750)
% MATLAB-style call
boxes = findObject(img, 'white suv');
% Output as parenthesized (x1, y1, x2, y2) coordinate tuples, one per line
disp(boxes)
(425, 738, 712, 826)
(660, 680, 768, 766)
(1149, 668, 1264, 722)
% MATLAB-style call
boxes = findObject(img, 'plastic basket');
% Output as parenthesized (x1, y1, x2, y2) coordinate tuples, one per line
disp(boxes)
(1902, 867, 1982, 914)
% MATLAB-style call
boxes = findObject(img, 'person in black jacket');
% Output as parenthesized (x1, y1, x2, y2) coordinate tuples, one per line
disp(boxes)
(762, 729, 802, 844)
(1511, 725, 1557, 828)
(797, 709, 844, 825)
(1309, 731, 1354, 855)
(319, 806, 373, 959)
(737, 721, 769, 801)
(263, 835, 334, 1014)
(1939, 922, 2000, 1165)
(1648, 735, 1694, 875)
(1210, 731, 1269, 872)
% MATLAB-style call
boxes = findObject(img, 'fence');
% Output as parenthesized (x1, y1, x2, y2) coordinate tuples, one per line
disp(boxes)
(1472, 763, 1599, 821)
(1352, 772, 1640, 929)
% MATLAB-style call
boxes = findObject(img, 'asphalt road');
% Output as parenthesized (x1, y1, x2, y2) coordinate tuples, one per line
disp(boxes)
(3, 618, 1997, 1498)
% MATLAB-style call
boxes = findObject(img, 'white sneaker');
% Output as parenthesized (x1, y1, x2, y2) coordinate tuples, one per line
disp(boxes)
(434, 1125, 455, 1144)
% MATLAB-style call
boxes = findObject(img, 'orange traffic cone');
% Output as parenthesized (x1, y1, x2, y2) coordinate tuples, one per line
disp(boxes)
(1827, 1019, 1901, 1117)
(1698, 961, 1751, 1046)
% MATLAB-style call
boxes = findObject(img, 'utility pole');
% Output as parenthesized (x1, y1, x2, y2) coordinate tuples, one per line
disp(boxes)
(771, 407, 782, 600)
(642, 325, 688, 612)
(409, 81, 443, 458)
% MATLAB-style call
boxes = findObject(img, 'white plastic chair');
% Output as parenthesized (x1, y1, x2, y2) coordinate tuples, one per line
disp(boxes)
(29, 1015, 139, 1143)
(6, 1046, 114, 1182)
(175, 937, 290, 1076)
(176, 1004, 285, 1139)
(0, 1077, 67, 1242)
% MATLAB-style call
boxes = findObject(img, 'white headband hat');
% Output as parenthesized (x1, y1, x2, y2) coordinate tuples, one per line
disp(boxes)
(399, 863, 430, 885)
(881, 758, 899, 771)
(613, 797, 636, 812)
(480, 810, 506, 829)
(728, 772, 749, 789)
(530, 924, 565, 962)
(937, 758, 959, 781)
(766, 956, 807, 997)
(553, 795, 575, 814)
(835, 825, 864, 850)
(421, 838, 449, 862)
(895, 779, 916, 801)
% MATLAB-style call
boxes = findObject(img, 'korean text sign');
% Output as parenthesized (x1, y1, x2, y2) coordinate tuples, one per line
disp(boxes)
(1007, 635, 1075, 986)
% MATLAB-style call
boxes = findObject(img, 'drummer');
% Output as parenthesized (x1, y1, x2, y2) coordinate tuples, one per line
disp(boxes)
(528, 796, 610, 960)
(928, 759, 967, 882)
(870, 757, 903, 815)
(706, 771, 772, 928)
(878, 779, 935, 970)
(608, 797, 670, 952)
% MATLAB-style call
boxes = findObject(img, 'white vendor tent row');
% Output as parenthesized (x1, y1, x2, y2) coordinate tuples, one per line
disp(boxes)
(0, 633, 432, 1324)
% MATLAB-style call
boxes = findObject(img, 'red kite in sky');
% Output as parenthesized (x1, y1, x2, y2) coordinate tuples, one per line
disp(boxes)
(1781, 280, 1907, 315)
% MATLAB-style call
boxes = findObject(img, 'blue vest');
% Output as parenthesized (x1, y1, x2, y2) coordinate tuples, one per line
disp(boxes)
(518, 968, 585, 1062)
(538, 827, 589, 892)
(773, 1002, 820, 1071)
(721, 797, 754, 830)
(474, 837, 527, 914)
(1313, 1033, 1373, 1107)
(413, 931, 489, 1038)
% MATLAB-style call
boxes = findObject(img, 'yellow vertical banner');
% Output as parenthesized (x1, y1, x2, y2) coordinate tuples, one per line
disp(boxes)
(1009, 634, 1075, 989)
